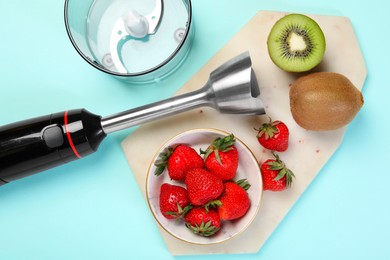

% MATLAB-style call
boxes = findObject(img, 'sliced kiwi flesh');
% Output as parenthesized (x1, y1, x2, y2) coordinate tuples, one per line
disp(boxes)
(267, 13, 326, 72)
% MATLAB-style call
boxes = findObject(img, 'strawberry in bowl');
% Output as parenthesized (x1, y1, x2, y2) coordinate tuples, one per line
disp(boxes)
(146, 129, 263, 245)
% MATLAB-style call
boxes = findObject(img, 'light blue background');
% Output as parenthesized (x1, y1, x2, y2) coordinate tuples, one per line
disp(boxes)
(0, 0, 388, 259)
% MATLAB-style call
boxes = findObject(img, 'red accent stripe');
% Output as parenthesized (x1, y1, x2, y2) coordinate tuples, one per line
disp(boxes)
(64, 111, 82, 159)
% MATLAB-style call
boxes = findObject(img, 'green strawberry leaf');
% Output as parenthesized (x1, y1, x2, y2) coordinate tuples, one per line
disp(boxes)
(166, 202, 193, 222)
(255, 118, 280, 140)
(236, 179, 251, 191)
(269, 152, 296, 188)
(186, 220, 220, 237)
(204, 200, 222, 212)
(203, 134, 236, 165)
(268, 161, 284, 171)
(285, 169, 295, 188)
(214, 149, 222, 165)
(274, 168, 287, 181)
(154, 147, 174, 176)
(216, 134, 236, 152)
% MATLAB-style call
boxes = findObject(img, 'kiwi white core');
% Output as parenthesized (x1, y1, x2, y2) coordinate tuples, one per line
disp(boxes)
(288, 33, 307, 52)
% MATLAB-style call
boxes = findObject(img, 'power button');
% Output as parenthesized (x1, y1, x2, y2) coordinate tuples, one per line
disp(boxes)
(43, 125, 64, 148)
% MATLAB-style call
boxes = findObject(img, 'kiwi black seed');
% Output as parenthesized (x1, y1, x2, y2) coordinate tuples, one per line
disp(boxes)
(267, 13, 326, 72)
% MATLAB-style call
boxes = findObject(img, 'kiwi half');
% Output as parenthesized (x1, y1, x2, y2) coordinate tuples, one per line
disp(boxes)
(267, 13, 326, 72)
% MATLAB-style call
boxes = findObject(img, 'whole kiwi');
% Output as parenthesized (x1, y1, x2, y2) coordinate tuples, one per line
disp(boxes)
(290, 72, 364, 131)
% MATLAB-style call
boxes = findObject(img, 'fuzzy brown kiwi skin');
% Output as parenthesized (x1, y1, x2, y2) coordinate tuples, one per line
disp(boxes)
(290, 72, 364, 131)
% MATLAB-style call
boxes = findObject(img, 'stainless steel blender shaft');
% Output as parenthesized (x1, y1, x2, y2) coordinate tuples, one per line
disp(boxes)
(101, 52, 265, 134)
(101, 87, 210, 134)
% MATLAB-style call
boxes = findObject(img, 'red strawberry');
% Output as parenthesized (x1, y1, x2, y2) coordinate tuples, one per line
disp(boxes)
(159, 183, 192, 219)
(202, 134, 239, 181)
(217, 179, 251, 221)
(185, 168, 224, 206)
(260, 152, 295, 191)
(255, 119, 289, 152)
(185, 207, 221, 237)
(154, 144, 204, 181)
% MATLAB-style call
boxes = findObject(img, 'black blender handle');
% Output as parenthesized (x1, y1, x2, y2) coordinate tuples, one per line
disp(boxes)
(0, 109, 106, 185)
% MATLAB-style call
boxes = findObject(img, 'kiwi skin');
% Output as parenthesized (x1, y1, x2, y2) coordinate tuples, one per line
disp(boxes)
(290, 72, 364, 131)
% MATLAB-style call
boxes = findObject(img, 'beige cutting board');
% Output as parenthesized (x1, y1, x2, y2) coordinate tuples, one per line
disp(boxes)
(121, 11, 367, 255)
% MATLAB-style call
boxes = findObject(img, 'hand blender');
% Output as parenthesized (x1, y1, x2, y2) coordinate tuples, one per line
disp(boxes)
(0, 52, 265, 186)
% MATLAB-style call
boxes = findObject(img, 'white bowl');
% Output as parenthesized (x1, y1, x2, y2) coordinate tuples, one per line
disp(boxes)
(146, 128, 263, 245)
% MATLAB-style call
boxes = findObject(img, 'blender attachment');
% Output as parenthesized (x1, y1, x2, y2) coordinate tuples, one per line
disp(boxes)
(109, 0, 163, 73)
(64, 0, 193, 83)
(0, 52, 265, 186)
(101, 52, 265, 133)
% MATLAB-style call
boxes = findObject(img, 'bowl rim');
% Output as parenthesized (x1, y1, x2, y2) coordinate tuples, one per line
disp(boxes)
(145, 128, 263, 245)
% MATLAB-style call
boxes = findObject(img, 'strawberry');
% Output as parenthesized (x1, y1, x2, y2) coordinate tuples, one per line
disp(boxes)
(185, 207, 221, 237)
(217, 179, 251, 221)
(159, 183, 192, 220)
(255, 119, 289, 152)
(154, 144, 204, 181)
(185, 168, 224, 206)
(202, 134, 239, 181)
(260, 152, 295, 191)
